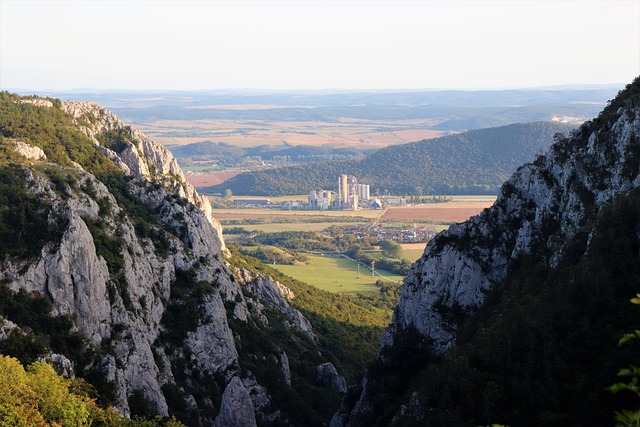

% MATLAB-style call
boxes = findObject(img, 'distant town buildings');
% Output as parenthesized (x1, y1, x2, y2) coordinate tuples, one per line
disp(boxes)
(551, 115, 586, 124)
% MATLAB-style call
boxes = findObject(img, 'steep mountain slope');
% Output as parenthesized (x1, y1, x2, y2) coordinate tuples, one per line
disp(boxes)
(334, 78, 640, 426)
(207, 121, 574, 196)
(0, 93, 359, 426)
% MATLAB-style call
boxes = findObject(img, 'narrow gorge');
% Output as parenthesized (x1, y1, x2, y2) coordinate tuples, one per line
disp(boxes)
(335, 77, 640, 426)
(0, 94, 348, 426)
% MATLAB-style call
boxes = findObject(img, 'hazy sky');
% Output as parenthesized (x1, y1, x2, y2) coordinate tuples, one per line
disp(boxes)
(1, 0, 638, 91)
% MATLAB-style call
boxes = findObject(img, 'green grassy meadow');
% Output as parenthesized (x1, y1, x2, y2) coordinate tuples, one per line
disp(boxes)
(272, 254, 404, 293)
(401, 249, 424, 263)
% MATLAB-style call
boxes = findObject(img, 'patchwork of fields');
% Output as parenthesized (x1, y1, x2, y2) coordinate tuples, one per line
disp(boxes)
(138, 118, 445, 149)
(381, 199, 495, 224)
(217, 197, 495, 293)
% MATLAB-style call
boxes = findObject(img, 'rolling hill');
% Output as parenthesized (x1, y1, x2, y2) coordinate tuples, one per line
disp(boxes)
(206, 121, 576, 196)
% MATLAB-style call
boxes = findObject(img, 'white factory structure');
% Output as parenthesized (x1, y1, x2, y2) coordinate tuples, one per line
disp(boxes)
(308, 175, 372, 210)
(308, 189, 333, 210)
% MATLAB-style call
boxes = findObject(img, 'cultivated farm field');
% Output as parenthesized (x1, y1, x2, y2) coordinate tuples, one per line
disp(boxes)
(185, 170, 246, 187)
(213, 205, 382, 233)
(400, 243, 427, 263)
(381, 199, 496, 224)
(214, 197, 496, 234)
(219, 197, 497, 293)
(138, 118, 445, 149)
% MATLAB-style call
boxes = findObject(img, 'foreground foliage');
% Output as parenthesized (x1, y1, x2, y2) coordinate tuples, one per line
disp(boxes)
(609, 294, 640, 427)
(0, 355, 185, 426)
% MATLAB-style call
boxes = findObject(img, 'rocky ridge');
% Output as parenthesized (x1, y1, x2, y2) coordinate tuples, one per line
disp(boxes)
(385, 101, 639, 354)
(338, 79, 640, 425)
(0, 96, 340, 426)
(61, 101, 227, 254)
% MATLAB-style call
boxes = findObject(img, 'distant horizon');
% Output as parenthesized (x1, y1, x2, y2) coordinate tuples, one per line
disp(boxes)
(5, 81, 630, 95)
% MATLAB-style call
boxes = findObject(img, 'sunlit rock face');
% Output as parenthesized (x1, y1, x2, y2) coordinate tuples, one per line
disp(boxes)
(1, 99, 333, 425)
(62, 101, 227, 254)
(340, 88, 640, 425)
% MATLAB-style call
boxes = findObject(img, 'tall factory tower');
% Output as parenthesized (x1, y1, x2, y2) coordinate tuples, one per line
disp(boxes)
(339, 174, 349, 205)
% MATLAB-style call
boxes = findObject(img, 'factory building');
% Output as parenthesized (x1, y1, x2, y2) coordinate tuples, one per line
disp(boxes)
(334, 175, 370, 210)
(308, 175, 370, 211)
(357, 183, 370, 201)
(308, 189, 333, 210)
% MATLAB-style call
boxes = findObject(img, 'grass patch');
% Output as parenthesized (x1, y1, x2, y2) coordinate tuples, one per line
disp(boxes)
(401, 249, 424, 263)
(272, 254, 403, 293)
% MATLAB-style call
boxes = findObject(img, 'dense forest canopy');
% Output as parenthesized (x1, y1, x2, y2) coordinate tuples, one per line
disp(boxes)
(207, 121, 575, 196)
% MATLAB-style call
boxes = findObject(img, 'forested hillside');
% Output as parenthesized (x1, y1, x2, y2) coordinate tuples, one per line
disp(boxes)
(335, 77, 640, 426)
(0, 93, 390, 426)
(170, 141, 367, 169)
(208, 121, 574, 196)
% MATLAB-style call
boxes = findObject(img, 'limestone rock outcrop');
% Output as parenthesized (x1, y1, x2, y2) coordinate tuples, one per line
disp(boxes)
(339, 82, 640, 425)
(213, 377, 258, 427)
(316, 362, 347, 394)
(383, 103, 640, 355)
(240, 268, 315, 340)
(0, 96, 348, 425)
(61, 101, 226, 254)
(12, 141, 47, 160)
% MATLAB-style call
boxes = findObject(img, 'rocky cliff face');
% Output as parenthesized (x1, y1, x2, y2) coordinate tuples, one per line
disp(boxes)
(338, 79, 640, 425)
(61, 101, 227, 254)
(383, 103, 640, 354)
(0, 96, 340, 426)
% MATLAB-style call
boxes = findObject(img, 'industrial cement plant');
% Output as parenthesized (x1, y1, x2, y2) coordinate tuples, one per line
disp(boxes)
(308, 174, 377, 210)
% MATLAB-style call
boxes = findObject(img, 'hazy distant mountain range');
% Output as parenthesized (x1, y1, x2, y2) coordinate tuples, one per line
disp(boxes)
(20, 86, 616, 131)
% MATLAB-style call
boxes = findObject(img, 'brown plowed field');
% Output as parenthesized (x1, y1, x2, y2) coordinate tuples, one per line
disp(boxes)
(141, 118, 446, 149)
(185, 170, 246, 188)
(381, 202, 495, 223)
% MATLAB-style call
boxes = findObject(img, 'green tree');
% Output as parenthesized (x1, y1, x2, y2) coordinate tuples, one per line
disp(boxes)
(609, 294, 640, 427)
(415, 186, 423, 198)
(0, 355, 93, 426)
(0, 355, 187, 427)
(379, 239, 403, 259)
